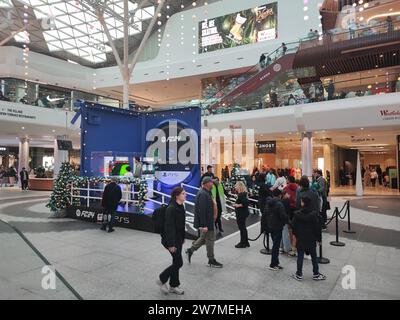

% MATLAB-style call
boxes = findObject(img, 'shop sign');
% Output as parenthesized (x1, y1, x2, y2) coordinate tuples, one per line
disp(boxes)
(0, 103, 37, 121)
(380, 109, 400, 121)
(256, 140, 276, 154)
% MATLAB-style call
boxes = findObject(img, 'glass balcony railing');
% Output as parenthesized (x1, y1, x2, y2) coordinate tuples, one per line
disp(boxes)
(299, 20, 400, 50)
(202, 72, 400, 116)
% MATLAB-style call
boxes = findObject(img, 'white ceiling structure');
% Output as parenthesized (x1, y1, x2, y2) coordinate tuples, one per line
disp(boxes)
(7, 0, 154, 64)
(0, 0, 196, 67)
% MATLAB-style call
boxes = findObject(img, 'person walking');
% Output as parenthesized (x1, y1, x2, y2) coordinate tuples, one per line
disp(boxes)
(234, 181, 250, 248)
(185, 177, 223, 268)
(291, 196, 326, 281)
(211, 177, 226, 234)
(370, 169, 378, 187)
(281, 43, 287, 56)
(265, 189, 288, 271)
(19, 167, 29, 191)
(101, 177, 122, 233)
(201, 165, 215, 183)
(157, 187, 186, 295)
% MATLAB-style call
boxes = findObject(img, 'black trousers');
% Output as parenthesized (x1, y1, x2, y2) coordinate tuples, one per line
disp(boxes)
(102, 208, 116, 230)
(270, 230, 283, 267)
(236, 213, 249, 245)
(215, 210, 223, 232)
(21, 180, 28, 190)
(159, 244, 183, 288)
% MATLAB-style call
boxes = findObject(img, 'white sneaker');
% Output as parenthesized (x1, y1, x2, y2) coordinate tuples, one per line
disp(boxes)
(169, 286, 184, 295)
(156, 279, 169, 295)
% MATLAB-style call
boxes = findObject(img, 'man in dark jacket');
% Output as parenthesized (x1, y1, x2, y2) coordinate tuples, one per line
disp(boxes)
(265, 189, 288, 271)
(185, 176, 223, 268)
(101, 178, 122, 233)
(291, 196, 326, 281)
(19, 167, 29, 191)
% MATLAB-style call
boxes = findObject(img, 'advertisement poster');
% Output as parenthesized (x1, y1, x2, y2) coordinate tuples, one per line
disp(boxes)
(199, 2, 278, 54)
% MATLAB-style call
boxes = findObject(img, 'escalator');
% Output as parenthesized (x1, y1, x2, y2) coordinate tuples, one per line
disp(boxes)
(201, 42, 300, 113)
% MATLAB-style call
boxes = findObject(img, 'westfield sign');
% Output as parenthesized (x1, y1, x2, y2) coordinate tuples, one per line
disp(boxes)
(380, 109, 400, 117)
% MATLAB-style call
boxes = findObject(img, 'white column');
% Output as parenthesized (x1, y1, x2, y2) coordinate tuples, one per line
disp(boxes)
(355, 151, 364, 196)
(54, 138, 69, 177)
(301, 132, 313, 179)
(18, 137, 30, 173)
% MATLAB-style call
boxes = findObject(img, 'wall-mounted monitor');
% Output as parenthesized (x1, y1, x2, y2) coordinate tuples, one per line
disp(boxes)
(199, 2, 278, 54)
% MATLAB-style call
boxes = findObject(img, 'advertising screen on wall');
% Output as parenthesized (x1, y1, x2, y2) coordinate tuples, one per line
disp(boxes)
(199, 2, 278, 54)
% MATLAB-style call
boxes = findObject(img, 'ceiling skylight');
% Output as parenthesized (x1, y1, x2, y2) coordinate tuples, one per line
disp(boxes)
(20, 0, 155, 64)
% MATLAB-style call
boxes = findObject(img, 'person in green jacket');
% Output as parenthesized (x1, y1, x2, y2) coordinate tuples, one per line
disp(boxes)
(211, 177, 226, 234)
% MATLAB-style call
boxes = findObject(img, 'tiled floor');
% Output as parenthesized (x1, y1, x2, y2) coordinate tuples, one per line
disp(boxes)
(0, 190, 399, 300)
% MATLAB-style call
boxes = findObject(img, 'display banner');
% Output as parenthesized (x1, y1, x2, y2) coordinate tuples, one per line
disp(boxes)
(256, 141, 276, 154)
(199, 2, 278, 54)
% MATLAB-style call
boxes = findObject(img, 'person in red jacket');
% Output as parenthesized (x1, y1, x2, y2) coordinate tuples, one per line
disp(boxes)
(283, 175, 299, 256)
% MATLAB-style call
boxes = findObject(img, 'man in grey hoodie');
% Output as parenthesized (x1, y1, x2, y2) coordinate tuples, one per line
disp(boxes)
(185, 177, 223, 268)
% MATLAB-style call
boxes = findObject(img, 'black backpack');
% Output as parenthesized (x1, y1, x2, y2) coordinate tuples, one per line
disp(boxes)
(152, 204, 168, 235)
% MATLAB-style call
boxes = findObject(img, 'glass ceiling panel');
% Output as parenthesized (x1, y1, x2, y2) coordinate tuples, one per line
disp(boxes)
(19, 0, 155, 64)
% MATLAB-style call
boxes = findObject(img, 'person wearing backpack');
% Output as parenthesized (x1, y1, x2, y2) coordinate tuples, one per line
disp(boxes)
(291, 196, 326, 282)
(265, 189, 288, 271)
(101, 177, 122, 233)
(157, 187, 187, 295)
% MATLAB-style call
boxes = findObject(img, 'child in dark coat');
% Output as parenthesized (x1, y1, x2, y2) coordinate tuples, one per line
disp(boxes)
(291, 196, 326, 281)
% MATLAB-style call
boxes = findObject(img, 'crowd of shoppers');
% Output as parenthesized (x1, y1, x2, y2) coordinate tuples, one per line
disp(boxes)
(153, 164, 330, 295)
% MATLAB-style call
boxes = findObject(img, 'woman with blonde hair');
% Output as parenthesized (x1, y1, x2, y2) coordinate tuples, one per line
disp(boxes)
(234, 181, 250, 248)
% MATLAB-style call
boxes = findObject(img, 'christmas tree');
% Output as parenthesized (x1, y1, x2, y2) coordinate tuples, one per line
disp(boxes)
(225, 162, 246, 193)
(47, 162, 74, 212)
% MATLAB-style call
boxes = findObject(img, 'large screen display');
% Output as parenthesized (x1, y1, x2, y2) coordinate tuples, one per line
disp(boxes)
(199, 2, 278, 54)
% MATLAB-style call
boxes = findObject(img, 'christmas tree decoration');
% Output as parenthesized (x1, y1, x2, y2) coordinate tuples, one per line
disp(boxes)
(225, 162, 246, 193)
(46, 162, 75, 213)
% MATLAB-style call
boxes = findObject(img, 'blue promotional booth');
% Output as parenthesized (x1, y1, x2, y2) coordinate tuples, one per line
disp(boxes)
(67, 100, 201, 238)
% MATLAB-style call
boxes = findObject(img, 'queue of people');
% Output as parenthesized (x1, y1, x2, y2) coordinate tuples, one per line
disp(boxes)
(154, 165, 329, 295)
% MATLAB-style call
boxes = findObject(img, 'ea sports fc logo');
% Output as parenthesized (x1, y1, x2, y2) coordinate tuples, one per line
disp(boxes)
(76, 209, 81, 217)
(273, 63, 281, 72)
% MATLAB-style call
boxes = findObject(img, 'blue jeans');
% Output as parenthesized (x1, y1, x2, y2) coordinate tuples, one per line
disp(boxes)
(281, 225, 291, 252)
(296, 245, 319, 276)
(270, 230, 283, 267)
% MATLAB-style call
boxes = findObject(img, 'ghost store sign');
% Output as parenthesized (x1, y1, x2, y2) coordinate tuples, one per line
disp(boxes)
(146, 120, 198, 186)
(257, 141, 276, 154)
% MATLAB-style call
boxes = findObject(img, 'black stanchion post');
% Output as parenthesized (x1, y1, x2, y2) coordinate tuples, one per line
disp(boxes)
(317, 241, 330, 264)
(260, 232, 272, 255)
(343, 200, 356, 234)
(330, 209, 345, 247)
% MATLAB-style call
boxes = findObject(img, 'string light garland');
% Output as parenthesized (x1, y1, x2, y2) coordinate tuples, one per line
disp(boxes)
(47, 162, 148, 214)
(22, 4, 30, 90)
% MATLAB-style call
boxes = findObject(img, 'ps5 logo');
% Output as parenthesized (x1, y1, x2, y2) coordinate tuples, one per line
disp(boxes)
(161, 136, 183, 143)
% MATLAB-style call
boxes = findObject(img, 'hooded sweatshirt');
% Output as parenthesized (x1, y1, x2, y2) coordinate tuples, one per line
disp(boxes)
(292, 208, 321, 251)
(283, 183, 298, 209)
(264, 197, 288, 232)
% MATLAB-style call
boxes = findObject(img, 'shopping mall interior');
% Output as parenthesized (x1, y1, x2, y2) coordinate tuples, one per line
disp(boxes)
(0, 0, 399, 302)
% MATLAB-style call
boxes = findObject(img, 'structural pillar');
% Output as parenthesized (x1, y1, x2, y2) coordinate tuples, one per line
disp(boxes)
(355, 151, 364, 196)
(18, 137, 30, 173)
(54, 137, 69, 177)
(301, 132, 313, 179)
